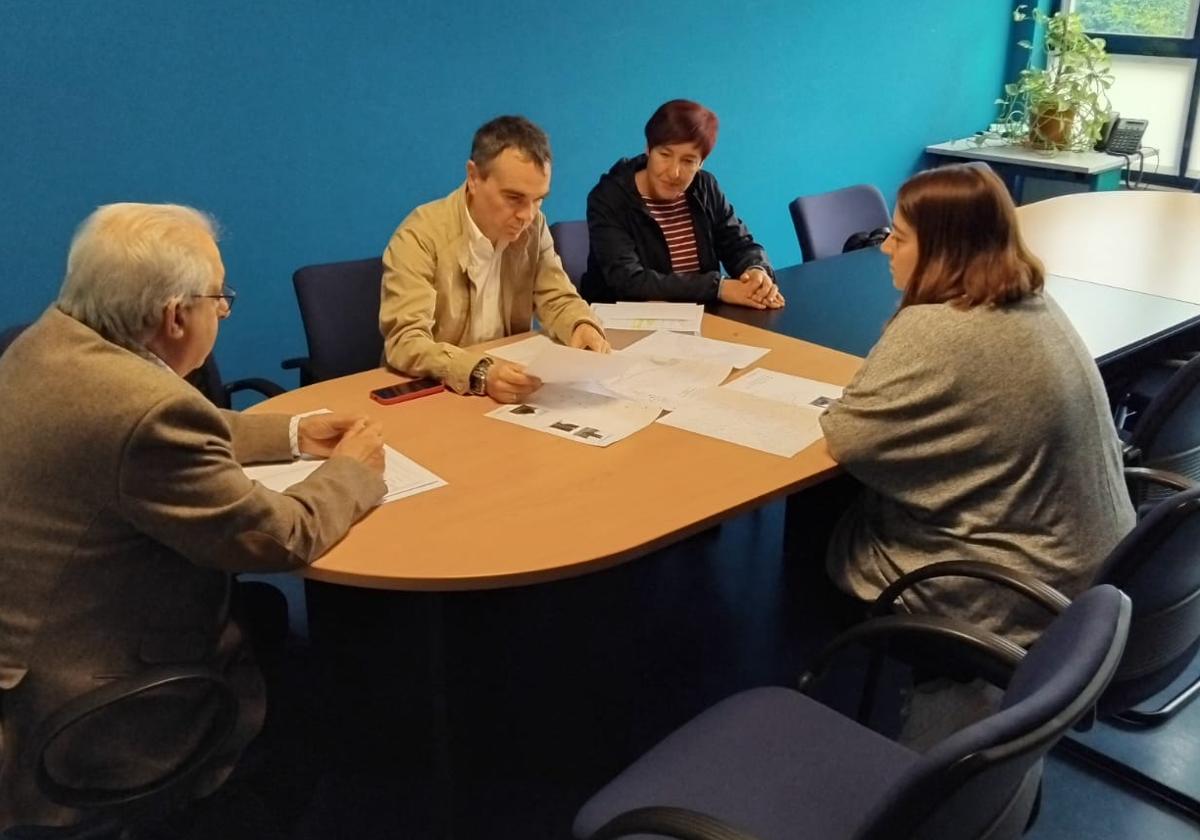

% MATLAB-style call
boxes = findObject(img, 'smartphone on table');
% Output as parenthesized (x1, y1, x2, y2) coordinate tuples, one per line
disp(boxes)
(369, 378, 444, 405)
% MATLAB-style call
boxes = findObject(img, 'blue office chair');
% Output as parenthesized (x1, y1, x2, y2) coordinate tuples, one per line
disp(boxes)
(788, 184, 890, 263)
(872, 472, 1200, 822)
(574, 585, 1130, 840)
(2, 666, 238, 840)
(550, 220, 589, 291)
(281, 258, 384, 385)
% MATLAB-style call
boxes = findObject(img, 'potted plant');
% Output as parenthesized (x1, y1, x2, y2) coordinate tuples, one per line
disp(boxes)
(991, 5, 1115, 151)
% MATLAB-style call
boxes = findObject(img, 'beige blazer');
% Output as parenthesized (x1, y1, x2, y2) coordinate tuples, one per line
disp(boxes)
(380, 185, 602, 393)
(0, 308, 384, 827)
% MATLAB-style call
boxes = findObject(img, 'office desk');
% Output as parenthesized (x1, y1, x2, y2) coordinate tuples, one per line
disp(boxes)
(1016, 191, 1200, 306)
(925, 137, 1127, 198)
(713, 249, 1200, 375)
(249, 315, 860, 591)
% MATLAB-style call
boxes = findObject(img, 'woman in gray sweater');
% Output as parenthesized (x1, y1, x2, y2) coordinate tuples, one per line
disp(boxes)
(820, 164, 1134, 648)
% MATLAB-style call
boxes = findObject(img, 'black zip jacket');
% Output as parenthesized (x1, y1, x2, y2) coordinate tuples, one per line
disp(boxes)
(580, 155, 773, 304)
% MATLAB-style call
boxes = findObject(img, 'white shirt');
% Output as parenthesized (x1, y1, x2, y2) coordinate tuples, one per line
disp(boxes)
(459, 201, 507, 346)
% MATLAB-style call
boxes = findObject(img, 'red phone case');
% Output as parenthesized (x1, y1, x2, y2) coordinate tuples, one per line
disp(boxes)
(369, 382, 445, 405)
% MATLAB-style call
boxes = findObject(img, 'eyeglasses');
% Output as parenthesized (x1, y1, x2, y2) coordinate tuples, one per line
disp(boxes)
(192, 285, 237, 314)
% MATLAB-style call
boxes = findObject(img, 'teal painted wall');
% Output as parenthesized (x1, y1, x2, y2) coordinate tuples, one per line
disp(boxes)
(1, 1, 1017, 387)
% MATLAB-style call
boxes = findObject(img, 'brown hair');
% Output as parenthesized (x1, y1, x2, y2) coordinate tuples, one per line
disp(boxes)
(896, 163, 1044, 309)
(644, 100, 719, 159)
(470, 115, 552, 174)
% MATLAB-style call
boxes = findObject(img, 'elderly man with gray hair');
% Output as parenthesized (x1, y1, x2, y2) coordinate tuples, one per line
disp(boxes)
(0, 203, 386, 829)
(380, 115, 609, 403)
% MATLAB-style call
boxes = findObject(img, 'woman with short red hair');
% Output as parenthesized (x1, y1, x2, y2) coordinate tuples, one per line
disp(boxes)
(581, 99, 783, 308)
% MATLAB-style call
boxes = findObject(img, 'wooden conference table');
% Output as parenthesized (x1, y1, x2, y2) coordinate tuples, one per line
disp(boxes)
(251, 315, 861, 591)
(1017, 190, 1200, 306)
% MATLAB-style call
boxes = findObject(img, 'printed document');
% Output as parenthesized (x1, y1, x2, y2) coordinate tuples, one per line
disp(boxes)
(657, 387, 825, 457)
(244, 446, 446, 504)
(602, 356, 733, 411)
(487, 334, 556, 366)
(623, 329, 770, 370)
(591, 302, 703, 334)
(724, 368, 844, 410)
(486, 384, 661, 447)
(523, 342, 635, 384)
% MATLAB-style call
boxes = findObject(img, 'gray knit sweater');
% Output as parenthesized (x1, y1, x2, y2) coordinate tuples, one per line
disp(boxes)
(820, 294, 1134, 645)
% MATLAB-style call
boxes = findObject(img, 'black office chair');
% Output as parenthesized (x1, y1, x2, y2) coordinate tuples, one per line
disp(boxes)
(573, 585, 1129, 840)
(1123, 352, 1200, 505)
(281, 257, 384, 385)
(2, 666, 238, 840)
(186, 354, 286, 410)
(549, 220, 589, 291)
(788, 184, 890, 263)
(0, 322, 30, 357)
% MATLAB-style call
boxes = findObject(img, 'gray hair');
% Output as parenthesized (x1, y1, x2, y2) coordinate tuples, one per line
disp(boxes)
(469, 115, 552, 174)
(57, 203, 220, 350)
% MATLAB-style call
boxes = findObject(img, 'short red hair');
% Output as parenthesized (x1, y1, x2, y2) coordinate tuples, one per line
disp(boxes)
(644, 100, 719, 159)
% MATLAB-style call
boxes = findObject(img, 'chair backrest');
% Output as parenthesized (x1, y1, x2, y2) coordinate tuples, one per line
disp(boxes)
(789, 184, 890, 263)
(1128, 353, 1200, 495)
(858, 585, 1130, 840)
(1092, 486, 1200, 711)
(549, 220, 589, 290)
(0, 322, 30, 357)
(292, 257, 384, 382)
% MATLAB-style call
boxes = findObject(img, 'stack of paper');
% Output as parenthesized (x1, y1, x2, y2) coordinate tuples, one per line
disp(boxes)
(591, 302, 704, 334)
(244, 446, 446, 504)
(602, 356, 733, 411)
(486, 384, 661, 447)
(724, 368, 844, 410)
(622, 330, 770, 370)
(657, 387, 825, 458)
(652, 369, 845, 457)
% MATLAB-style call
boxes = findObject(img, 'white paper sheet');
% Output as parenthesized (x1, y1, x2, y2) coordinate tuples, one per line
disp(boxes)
(487, 334, 556, 366)
(601, 356, 733, 411)
(724, 368, 844, 411)
(485, 384, 661, 447)
(591, 302, 704, 334)
(524, 343, 635, 384)
(243, 445, 446, 504)
(657, 387, 825, 458)
(622, 329, 770, 370)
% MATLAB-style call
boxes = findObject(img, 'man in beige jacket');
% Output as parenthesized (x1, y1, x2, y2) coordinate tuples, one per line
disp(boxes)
(380, 115, 608, 402)
(0, 203, 385, 828)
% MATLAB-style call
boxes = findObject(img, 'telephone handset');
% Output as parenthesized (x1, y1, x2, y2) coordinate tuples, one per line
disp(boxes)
(1096, 113, 1149, 155)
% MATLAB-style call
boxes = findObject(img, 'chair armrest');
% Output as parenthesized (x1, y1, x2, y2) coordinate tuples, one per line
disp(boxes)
(1124, 466, 1198, 494)
(590, 806, 761, 840)
(224, 377, 287, 401)
(32, 666, 238, 809)
(867, 560, 1070, 620)
(280, 357, 315, 387)
(797, 613, 1025, 696)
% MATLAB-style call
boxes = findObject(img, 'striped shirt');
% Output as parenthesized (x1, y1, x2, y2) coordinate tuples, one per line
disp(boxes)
(642, 195, 700, 273)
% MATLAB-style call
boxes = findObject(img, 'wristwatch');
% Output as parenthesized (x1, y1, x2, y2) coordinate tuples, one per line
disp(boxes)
(469, 357, 494, 396)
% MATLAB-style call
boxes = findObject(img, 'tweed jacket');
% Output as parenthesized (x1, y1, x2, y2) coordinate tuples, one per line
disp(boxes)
(0, 308, 384, 827)
(379, 185, 602, 393)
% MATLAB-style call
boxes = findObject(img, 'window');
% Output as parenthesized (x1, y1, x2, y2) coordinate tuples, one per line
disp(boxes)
(1065, 0, 1200, 187)
(1074, 0, 1198, 38)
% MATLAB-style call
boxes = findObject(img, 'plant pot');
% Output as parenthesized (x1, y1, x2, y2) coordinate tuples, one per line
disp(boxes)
(1029, 106, 1076, 150)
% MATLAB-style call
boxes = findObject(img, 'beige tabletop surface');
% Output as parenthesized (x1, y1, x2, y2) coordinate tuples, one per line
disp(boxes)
(1017, 191, 1200, 306)
(249, 315, 861, 591)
